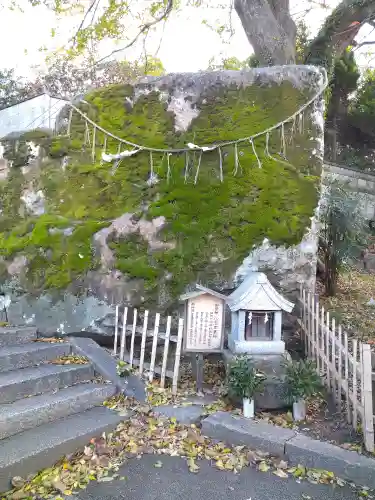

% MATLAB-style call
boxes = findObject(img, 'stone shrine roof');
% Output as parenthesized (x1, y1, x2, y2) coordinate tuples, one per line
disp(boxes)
(227, 272, 294, 313)
(180, 284, 227, 302)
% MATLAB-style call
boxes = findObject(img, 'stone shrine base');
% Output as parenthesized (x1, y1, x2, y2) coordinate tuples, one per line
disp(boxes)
(229, 339, 285, 355)
(221, 350, 291, 411)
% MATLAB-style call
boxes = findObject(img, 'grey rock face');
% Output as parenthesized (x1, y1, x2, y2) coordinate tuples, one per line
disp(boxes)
(0, 66, 324, 334)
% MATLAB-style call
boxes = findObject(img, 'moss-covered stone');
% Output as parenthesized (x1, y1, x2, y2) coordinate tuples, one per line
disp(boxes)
(0, 68, 324, 308)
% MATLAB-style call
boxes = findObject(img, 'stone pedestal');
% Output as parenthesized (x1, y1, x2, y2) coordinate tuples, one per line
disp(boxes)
(229, 339, 285, 355)
(222, 349, 291, 410)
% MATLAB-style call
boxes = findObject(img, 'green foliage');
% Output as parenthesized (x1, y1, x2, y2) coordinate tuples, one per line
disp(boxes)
(283, 358, 322, 403)
(348, 69, 375, 145)
(352, 69, 375, 117)
(0, 78, 321, 304)
(227, 355, 266, 400)
(320, 179, 370, 295)
(116, 360, 133, 377)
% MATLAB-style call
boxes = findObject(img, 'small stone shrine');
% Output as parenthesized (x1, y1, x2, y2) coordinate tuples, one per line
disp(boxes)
(226, 271, 294, 355)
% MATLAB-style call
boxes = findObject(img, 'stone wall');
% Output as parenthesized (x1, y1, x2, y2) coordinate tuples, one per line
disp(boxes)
(0, 66, 325, 335)
(323, 162, 375, 220)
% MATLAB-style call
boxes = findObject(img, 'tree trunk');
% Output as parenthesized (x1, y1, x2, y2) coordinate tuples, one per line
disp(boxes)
(234, 0, 296, 65)
(324, 251, 338, 297)
(233, 0, 375, 70)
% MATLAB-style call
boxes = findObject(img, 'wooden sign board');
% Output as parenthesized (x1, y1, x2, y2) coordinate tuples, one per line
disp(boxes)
(183, 293, 225, 353)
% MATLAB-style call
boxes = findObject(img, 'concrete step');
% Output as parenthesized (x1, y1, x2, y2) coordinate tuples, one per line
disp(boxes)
(0, 342, 70, 373)
(0, 363, 95, 404)
(0, 406, 123, 494)
(0, 326, 37, 347)
(0, 382, 116, 440)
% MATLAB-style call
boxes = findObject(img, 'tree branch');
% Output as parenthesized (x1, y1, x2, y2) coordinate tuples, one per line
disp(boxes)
(95, 0, 174, 66)
(71, 0, 100, 47)
(353, 40, 375, 49)
(305, 0, 375, 70)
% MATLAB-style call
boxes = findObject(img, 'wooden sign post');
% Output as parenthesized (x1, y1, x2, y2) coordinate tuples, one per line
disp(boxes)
(180, 284, 226, 393)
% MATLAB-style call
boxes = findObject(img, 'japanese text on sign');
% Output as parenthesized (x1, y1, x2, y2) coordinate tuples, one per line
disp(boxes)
(185, 294, 224, 351)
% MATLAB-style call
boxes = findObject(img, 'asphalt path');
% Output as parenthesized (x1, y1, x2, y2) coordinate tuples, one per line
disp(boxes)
(75, 454, 360, 500)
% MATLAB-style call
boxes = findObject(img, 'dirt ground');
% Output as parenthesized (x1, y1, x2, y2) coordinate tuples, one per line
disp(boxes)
(318, 270, 375, 343)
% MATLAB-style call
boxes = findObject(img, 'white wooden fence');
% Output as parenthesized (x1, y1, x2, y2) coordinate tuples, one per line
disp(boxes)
(299, 287, 374, 452)
(113, 306, 184, 394)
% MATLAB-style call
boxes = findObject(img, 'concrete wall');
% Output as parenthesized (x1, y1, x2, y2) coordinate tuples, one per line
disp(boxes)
(0, 95, 67, 138)
(323, 162, 375, 220)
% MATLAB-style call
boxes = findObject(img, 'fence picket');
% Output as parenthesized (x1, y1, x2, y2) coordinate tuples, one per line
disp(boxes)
(337, 325, 343, 410)
(320, 305, 325, 377)
(120, 306, 128, 361)
(331, 317, 336, 402)
(302, 288, 307, 355)
(129, 308, 137, 367)
(361, 344, 375, 452)
(312, 296, 316, 360)
(160, 316, 172, 388)
(307, 293, 311, 355)
(352, 338, 358, 430)
(139, 310, 149, 374)
(113, 305, 119, 355)
(325, 310, 331, 391)
(172, 318, 184, 395)
(344, 331, 351, 424)
(149, 313, 160, 382)
(360, 344, 365, 411)
(315, 297, 320, 374)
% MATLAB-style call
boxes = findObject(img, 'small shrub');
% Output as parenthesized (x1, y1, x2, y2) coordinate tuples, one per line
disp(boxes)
(283, 358, 323, 403)
(116, 360, 133, 377)
(227, 355, 266, 400)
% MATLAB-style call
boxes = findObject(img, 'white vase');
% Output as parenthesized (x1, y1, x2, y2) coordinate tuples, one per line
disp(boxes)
(243, 398, 255, 418)
(293, 399, 306, 421)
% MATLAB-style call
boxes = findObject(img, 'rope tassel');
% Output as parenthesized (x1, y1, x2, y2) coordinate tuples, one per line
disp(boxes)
(184, 152, 190, 183)
(280, 123, 286, 157)
(147, 151, 158, 186)
(91, 126, 96, 162)
(218, 147, 224, 182)
(167, 153, 172, 184)
(194, 151, 203, 184)
(60, 66, 328, 181)
(249, 138, 262, 169)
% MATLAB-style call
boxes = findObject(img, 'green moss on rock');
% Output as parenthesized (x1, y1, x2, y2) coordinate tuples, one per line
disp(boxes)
(0, 72, 322, 305)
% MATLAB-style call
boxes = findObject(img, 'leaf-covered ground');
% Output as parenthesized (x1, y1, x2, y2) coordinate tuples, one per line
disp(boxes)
(48, 355, 90, 366)
(2, 392, 372, 500)
(318, 271, 375, 342)
(2, 355, 374, 500)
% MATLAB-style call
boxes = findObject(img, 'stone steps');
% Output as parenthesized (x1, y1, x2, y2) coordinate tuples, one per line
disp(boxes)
(0, 342, 70, 373)
(0, 406, 123, 494)
(0, 326, 37, 348)
(0, 327, 121, 493)
(0, 382, 116, 440)
(0, 363, 94, 404)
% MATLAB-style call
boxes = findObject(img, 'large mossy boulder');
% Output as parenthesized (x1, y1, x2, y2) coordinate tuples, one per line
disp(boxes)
(0, 66, 324, 334)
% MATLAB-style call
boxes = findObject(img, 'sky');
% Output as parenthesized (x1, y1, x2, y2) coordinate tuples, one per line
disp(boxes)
(0, 0, 373, 78)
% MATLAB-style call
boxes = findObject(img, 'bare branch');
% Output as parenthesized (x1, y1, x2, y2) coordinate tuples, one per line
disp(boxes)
(71, 0, 100, 47)
(155, 18, 167, 57)
(353, 40, 375, 49)
(95, 0, 174, 66)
